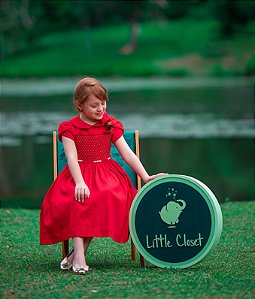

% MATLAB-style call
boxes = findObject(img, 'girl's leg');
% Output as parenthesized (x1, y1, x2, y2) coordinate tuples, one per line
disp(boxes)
(73, 237, 93, 266)
(73, 237, 86, 266)
(65, 237, 93, 265)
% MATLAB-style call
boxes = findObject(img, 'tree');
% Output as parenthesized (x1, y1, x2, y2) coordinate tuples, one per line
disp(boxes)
(209, 0, 255, 36)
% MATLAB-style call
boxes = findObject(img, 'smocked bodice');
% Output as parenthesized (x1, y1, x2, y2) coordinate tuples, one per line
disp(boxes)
(74, 134, 111, 161)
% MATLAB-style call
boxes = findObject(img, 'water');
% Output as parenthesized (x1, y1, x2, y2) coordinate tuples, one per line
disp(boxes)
(0, 77, 254, 208)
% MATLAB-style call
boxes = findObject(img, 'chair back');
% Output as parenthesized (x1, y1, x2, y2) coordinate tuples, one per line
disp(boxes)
(53, 131, 140, 189)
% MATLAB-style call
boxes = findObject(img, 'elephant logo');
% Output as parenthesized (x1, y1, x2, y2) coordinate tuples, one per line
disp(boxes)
(159, 188, 186, 228)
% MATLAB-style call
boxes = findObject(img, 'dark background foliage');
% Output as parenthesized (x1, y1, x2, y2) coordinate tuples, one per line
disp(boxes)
(1, 0, 254, 59)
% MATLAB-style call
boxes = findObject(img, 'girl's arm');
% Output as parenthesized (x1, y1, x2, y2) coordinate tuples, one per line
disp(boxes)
(114, 136, 166, 183)
(62, 136, 90, 202)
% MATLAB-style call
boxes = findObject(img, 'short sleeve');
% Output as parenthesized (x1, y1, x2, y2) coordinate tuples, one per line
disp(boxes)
(58, 121, 74, 141)
(111, 118, 124, 144)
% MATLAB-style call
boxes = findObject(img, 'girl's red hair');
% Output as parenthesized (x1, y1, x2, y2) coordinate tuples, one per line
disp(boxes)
(73, 77, 108, 112)
(73, 77, 112, 131)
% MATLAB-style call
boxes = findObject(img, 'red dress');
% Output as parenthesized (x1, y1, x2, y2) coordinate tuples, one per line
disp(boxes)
(40, 113, 137, 245)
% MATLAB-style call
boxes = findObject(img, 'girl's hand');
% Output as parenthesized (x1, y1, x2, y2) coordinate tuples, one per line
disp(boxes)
(143, 173, 168, 184)
(75, 182, 90, 202)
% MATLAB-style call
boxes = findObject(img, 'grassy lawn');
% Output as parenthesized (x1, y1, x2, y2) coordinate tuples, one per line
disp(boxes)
(1, 201, 254, 299)
(1, 19, 254, 78)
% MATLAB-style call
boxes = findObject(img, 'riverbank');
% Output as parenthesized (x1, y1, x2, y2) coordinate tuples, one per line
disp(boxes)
(1, 76, 254, 97)
(1, 19, 254, 78)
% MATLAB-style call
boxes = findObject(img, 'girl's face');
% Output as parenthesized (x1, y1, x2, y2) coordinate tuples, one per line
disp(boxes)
(78, 94, 107, 124)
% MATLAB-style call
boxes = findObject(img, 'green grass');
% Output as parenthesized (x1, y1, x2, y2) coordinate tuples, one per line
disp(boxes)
(1, 201, 254, 299)
(1, 19, 254, 78)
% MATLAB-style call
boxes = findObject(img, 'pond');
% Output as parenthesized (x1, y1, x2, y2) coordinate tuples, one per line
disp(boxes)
(0, 77, 254, 208)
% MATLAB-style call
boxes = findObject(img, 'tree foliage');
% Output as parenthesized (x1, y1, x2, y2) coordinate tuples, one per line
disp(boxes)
(0, 0, 254, 59)
(209, 0, 255, 35)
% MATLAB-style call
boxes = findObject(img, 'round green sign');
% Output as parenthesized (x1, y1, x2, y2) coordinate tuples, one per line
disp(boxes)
(129, 174, 223, 268)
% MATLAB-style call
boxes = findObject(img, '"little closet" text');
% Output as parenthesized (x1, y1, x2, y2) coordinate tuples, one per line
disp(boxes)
(146, 233, 204, 249)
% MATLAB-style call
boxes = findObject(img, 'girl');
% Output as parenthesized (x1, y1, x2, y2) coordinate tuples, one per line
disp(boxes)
(40, 77, 165, 274)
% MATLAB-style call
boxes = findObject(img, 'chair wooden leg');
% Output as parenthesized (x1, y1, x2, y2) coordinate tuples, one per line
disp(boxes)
(131, 239, 136, 260)
(140, 254, 145, 268)
(62, 240, 69, 259)
(131, 239, 145, 267)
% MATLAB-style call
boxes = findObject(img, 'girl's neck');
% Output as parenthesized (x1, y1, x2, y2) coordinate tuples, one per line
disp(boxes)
(79, 113, 98, 126)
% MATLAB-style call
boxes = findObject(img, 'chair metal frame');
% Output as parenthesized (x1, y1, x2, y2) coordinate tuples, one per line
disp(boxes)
(53, 130, 145, 267)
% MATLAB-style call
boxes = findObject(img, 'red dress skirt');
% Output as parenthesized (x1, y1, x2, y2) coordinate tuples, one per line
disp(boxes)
(40, 114, 137, 245)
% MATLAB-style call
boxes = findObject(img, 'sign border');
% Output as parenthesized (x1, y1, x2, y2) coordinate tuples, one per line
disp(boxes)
(129, 174, 223, 268)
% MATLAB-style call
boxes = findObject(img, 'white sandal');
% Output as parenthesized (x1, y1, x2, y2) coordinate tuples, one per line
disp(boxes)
(60, 249, 74, 270)
(72, 264, 89, 275)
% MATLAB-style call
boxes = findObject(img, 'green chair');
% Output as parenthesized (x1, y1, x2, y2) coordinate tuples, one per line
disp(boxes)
(53, 130, 144, 267)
